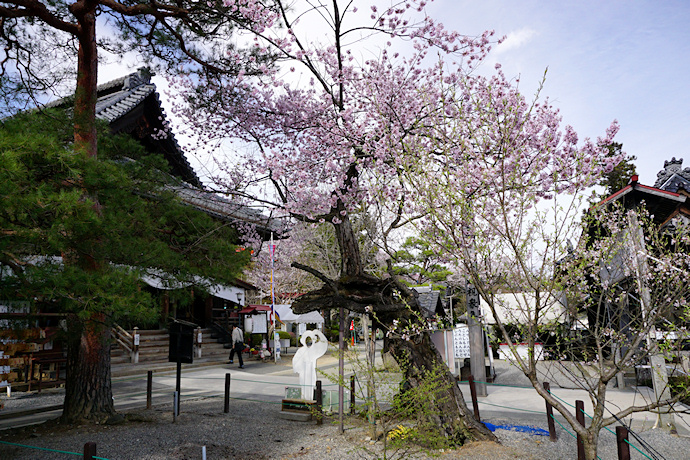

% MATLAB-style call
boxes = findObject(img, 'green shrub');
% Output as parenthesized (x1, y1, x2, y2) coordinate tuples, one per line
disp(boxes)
(669, 375, 690, 405)
(275, 330, 299, 346)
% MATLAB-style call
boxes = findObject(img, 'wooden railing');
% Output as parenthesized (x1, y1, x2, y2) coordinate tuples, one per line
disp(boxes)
(112, 324, 133, 354)
(112, 324, 139, 362)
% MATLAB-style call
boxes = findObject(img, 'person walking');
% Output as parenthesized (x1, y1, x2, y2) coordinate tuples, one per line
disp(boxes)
(228, 324, 245, 368)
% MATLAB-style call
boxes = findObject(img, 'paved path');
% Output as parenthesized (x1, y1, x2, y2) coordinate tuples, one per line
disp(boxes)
(2, 343, 690, 437)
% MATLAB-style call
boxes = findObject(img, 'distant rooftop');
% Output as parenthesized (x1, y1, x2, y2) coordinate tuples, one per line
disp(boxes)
(653, 157, 690, 193)
(49, 68, 285, 238)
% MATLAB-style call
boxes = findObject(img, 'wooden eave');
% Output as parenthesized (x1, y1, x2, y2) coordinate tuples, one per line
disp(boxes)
(595, 182, 686, 225)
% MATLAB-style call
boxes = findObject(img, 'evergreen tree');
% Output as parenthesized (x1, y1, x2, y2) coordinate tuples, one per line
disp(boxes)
(393, 237, 452, 287)
(0, 110, 249, 422)
(596, 142, 637, 195)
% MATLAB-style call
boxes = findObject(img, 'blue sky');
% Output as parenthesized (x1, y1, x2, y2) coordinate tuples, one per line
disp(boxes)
(100, 0, 689, 187)
(429, 0, 690, 186)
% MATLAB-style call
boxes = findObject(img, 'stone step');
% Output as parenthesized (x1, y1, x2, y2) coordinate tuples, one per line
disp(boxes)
(110, 328, 231, 366)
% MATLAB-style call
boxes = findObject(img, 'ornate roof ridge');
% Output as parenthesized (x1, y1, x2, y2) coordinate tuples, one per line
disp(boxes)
(654, 157, 690, 193)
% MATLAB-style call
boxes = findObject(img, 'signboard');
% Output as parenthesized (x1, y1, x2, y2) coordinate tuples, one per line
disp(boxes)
(466, 283, 482, 318)
(453, 324, 471, 359)
(168, 319, 197, 364)
(252, 312, 268, 334)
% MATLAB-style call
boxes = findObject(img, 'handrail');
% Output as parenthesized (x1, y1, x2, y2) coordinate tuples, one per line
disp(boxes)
(112, 324, 133, 354)
(211, 321, 232, 343)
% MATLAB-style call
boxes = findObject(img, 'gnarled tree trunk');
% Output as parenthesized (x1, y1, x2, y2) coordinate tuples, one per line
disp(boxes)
(387, 332, 496, 443)
(292, 214, 497, 444)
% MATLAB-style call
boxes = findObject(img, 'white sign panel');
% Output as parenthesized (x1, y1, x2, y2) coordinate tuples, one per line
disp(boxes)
(453, 324, 470, 359)
(253, 313, 268, 334)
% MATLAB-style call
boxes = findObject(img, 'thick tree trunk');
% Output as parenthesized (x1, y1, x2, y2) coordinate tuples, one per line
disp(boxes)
(333, 211, 362, 277)
(387, 333, 497, 444)
(60, 2, 111, 424)
(293, 214, 497, 445)
(62, 315, 116, 423)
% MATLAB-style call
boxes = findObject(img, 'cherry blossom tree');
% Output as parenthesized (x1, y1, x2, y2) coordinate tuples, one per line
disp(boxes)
(175, 0, 621, 445)
(176, 0, 501, 444)
(243, 222, 341, 303)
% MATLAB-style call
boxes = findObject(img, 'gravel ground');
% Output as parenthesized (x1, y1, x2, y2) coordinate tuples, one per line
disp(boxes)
(1, 387, 66, 412)
(2, 393, 690, 460)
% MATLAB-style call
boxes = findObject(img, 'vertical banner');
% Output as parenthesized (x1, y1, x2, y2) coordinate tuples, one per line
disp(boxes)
(270, 234, 279, 361)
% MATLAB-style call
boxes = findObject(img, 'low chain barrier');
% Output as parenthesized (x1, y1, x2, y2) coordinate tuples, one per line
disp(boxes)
(0, 440, 106, 459)
(462, 376, 657, 460)
(3, 368, 670, 459)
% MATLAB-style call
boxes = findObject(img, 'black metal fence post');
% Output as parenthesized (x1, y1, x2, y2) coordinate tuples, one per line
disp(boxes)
(315, 380, 323, 425)
(616, 426, 631, 460)
(224, 373, 231, 413)
(176, 361, 182, 414)
(576, 400, 585, 460)
(83, 442, 96, 460)
(146, 371, 153, 410)
(543, 382, 557, 441)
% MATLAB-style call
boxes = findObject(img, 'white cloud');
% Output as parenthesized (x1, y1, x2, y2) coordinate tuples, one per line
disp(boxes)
(496, 28, 537, 54)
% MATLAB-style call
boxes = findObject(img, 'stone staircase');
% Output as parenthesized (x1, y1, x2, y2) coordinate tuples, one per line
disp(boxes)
(110, 327, 232, 366)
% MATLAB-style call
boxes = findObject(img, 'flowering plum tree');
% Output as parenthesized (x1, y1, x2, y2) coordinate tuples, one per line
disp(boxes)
(175, 0, 618, 446)
(403, 67, 689, 457)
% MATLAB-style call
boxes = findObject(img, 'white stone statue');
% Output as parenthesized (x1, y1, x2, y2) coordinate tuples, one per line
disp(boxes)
(292, 330, 328, 400)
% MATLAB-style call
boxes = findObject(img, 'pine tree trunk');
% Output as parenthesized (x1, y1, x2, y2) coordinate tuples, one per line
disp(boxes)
(72, 1, 99, 158)
(61, 4, 108, 424)
(61, 315, 116, 423)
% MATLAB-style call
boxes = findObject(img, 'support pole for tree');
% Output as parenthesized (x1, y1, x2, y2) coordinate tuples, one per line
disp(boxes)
(350, 375, 355, 415)
(543, 382, 557, 442)
(467, 282, 487, 396)
(363, 313, 376, 437)
(627, 211, 676, 431)
(576, 400, 585, 460)
(468, 375, 481, 422)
